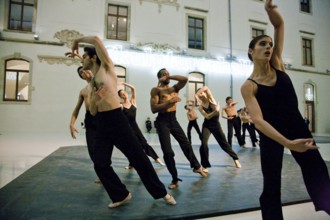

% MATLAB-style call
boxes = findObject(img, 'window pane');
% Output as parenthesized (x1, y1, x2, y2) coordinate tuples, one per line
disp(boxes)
(115, 66, 126, 77)
(9, 4, 22, 29)
(24, 0, 34, 4)
(7, 59, 29, 70)
(108, 5, 117, 14)
(118, 7, 127, 16)
(188, 17, 194, 26)
(196, 29, 203, 41)
(22, 5, 33, 31)
(107, 16, 117, 38)
(5, 71, 17, 100)
(188, 82, 195, 101)
(118, 17, 127, 32)
(196, 19, 203, 28)
(304, 84, 314, 101)
(18, 72, 29, 101)
(189, 72, 204, 82)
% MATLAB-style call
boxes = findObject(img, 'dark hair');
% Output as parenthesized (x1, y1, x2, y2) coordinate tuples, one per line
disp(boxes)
(77, 66, 84, 79)
(226, 96, 232, 102)
(248, 34, 271, 61)
(84, 47, 101, 65)
(157, 68, 166, 79)
(117, 89, 124, 97)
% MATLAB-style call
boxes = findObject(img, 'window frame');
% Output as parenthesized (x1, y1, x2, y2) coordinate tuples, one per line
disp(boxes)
(1, 54, 33, 105)
(187, 15, 206, 50)
(300, 0, 312, 14)
(251, 27, 265, 39)
(106, 3, 129, 41)
(187, 71, 205, 106)
(301, 37, 314, 66)
(6, 0, 38, 33)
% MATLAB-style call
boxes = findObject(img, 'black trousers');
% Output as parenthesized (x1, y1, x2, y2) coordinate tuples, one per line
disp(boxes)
(156, 111, 201, 182)
(259, 136, 330, 220)
(187, 119, 202, 144)
(94, 108, 167, 203)
(227, 116, 245, 146)
(85, 111, 97, 162)
(242, 122, 258, 147)
(200, 120, 239, 168)
(129, 120, 159, 160)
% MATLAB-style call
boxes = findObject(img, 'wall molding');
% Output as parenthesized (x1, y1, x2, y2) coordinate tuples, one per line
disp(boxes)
(38, 55, 80, 66)
(53, 29, 84, 48)
(139, 0, 180, 12)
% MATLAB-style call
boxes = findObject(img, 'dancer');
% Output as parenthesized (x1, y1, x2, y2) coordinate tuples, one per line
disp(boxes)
(195, 86, 241, 171)
(146, 117, 152, 133)
(221, 96, 246, 147)
(70, 36, 176, 208)
(241, 0, 330, 219)
(69, 66, 100, 183)
(118, 82, 165, 168)
(184, 100, 202, 144)
(238, 107, 259, 147)
(150, 68, 207, 189)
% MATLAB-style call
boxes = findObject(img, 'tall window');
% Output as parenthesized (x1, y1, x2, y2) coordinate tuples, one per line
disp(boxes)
(252, 27, 265, 39)
(107, 4, 128, 41)
(188, 72, 205, 105)
(188, 16, 205, 50)
(3, 59, 30, 102)
(304, 83, 315, 132)
(302, 38, 313, 66)
(8, 0, 36, 32)
(115, 65, 126, 89)
(300, 0, 311, 13)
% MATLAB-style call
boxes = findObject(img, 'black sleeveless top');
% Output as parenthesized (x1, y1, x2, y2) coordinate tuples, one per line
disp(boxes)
(202, 102, 219, 127)
(122, 105, 137, 122)
(248, 68, 311, 139)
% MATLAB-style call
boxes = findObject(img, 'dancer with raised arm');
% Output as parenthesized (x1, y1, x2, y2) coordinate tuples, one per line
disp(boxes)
(71, 36, 176, 208)
(195, 86, 241, 172)
(118, 82, 165, 169)
(241, 1, 329, 219)
(150, 68, 207, 189)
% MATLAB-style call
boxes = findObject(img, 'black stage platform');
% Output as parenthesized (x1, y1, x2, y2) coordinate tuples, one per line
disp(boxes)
(1, 144, 329, 220)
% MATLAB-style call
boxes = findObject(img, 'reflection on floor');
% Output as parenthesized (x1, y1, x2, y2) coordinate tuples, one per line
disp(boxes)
(0, 132, 329, 220)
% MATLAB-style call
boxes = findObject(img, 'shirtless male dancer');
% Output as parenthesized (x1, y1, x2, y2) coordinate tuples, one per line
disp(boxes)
(150, 68, 207, 189)
(221, 97, 246, 147)
(184, 100, 202, 144)
(69, 66, 100, 182)
(71, 36, 176, 208)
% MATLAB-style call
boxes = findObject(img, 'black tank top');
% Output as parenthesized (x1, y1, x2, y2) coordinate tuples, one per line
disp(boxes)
(202, 102, 219, 126)
(122, 105, 137, 122)
(248, 68, 311, 139)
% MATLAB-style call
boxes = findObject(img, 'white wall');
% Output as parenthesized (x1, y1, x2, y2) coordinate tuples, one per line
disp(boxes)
(0, 0, 330, 135)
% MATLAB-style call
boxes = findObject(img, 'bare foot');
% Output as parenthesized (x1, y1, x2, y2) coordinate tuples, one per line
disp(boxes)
(108, 193, 132, 208)
(193, 168, 207, 177)
(163, 194, 176, 205)
(155, 158, 165, 166)
(234, 160, 241, 168)
(168, 181, 179, 189)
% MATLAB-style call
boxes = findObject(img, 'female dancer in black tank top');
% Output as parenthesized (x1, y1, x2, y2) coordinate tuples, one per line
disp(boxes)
(241, 1, 330, 219)
(195, 86, 241, 171)
(118, 82, 165, 168)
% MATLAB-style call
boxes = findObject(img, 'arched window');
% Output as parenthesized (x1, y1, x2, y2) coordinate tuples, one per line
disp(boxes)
(3, 59, 30, 102)
(304, 82, 315, 132)
(188, 72, 205, 105)
(115, 64, 126, 91)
